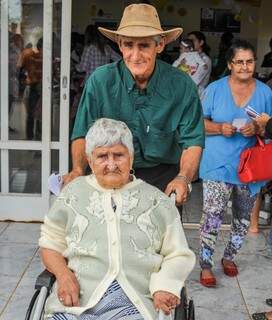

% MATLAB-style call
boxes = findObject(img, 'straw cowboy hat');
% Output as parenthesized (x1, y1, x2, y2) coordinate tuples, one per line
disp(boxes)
(98, 3, 183, 45)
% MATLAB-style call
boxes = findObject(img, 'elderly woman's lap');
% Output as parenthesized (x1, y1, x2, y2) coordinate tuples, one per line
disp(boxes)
(50, 314, 143, 320)
(49, 280, 144, 320)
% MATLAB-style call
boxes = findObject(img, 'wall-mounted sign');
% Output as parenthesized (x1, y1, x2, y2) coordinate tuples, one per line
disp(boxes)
(200, 8, 241, 33)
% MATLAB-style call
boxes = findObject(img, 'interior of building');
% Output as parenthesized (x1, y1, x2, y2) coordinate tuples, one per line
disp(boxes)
(0, 0, 272, 222)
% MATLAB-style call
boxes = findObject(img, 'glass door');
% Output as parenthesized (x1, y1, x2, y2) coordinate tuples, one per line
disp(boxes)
(0, 0, 71, 221)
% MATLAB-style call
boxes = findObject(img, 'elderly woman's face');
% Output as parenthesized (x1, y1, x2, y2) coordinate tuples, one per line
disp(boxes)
(119, 37, 165, 82)
(89, 144, 133, 189)
(228, 49, 256, 82)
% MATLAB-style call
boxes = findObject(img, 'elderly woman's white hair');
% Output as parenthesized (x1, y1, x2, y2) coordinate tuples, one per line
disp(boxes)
(86, 118, 134, 156)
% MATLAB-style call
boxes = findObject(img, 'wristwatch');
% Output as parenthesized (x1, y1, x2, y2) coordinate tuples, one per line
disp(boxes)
(175, 175, 192, 193)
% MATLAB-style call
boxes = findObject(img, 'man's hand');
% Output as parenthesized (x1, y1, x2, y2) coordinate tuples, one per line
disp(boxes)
(221, 123, 237, 137)
(56, 268, 80, 307)
(62, 138, 88, 186)
(153, 291, 180, 315)
(240, 122, 257, 137)
(62, 169, 84, 186)
(165, 178, 188, 206)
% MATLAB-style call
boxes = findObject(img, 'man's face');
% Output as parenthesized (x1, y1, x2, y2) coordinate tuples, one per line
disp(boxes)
(118, 37, 165, 82)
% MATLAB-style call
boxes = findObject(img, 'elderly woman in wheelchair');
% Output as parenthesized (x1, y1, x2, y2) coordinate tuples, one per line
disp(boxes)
(39, 118, 195, 320)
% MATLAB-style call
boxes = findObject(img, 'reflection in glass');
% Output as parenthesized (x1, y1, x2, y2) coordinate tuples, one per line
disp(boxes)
(9, 150, 41, 193)
(51, 1, 62, 142)
(0, 2, 2, 140)
(51, 149, 59, 174)
(8, 1, 43, 141)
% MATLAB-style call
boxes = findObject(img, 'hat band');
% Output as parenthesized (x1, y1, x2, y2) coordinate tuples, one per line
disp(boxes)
(118, 24, 163, 32)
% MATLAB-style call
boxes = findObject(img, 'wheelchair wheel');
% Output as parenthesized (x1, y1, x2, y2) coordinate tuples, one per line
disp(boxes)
(25, 287, 47, 320)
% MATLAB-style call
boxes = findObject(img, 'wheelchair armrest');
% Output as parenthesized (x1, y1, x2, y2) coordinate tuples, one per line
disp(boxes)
(35, 269, 56, 290)
(174, 287, 187, 320)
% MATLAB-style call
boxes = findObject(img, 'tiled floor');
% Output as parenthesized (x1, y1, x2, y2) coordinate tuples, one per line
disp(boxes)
(0, 188, 271, 319)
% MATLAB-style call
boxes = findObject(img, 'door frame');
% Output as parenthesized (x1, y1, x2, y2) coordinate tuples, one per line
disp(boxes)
(0, 0, 71, 221)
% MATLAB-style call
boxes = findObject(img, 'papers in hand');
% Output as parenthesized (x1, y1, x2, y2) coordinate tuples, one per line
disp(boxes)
(244, 105, 260, 119)
(232, 118, 247, 131)
(48, 173, 63, 196)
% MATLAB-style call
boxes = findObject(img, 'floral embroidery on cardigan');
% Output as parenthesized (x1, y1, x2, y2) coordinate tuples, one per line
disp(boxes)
(120, 190, 139, 223)
(59, 190, 89, 243)
(86, 191, 105, 224)
(64, 240, 97, 258)
(136, 198, 161, 249)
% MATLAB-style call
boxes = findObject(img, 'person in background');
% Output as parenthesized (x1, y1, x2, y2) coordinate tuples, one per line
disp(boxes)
(172, 38, 207, 96)
(40, 118, 195, 320)
(188, 31, 212, 99)
(9, 33, 24, 131)
(64, 4, 204, 206)
(70, 33, 85, 134)
(76, 24, 121, 83)
(261, 38, 272, 68)
(212, 31, 234, 80)
(251, 112, 272, 320)
(71, 33, 84, 66)
(17, 37, 43, 140)
(199, 39, 272, 287)
(249, 193, 263, 233)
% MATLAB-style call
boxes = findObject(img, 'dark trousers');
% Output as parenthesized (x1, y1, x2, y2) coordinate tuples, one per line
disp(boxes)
(135, 163, 183, 218)
(27, 84, 41, 140)
(134, 163, 179, 192)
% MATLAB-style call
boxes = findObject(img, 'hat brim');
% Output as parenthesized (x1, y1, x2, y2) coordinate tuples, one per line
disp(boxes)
(98, 26, 183, 45)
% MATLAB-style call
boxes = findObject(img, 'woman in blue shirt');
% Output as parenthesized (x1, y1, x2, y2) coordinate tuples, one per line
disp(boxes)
(199, 39, 272, 287)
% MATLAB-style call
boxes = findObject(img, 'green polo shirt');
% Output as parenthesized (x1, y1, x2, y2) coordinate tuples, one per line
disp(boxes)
(71, 59, 204, 168)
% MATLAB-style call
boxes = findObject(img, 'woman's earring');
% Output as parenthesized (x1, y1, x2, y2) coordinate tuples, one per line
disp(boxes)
(130, 168, 135, 175)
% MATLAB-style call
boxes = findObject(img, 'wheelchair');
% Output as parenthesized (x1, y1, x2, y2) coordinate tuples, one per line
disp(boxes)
(25, 269, 195, 320)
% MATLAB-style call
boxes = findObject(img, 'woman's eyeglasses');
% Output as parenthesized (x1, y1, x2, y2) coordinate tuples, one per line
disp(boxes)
(231, 59, 256, 66)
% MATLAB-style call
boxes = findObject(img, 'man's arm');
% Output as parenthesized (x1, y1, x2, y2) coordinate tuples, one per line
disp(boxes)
(165, 146, 202, 205)
(178, 146, 202, 182)
(63, 138, 88, 185)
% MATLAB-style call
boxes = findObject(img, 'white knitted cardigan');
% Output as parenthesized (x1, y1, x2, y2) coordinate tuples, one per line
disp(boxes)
(39, 175, 195, 319)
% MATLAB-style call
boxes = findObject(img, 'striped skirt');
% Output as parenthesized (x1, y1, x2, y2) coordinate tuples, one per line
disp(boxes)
(50, 280, 144, 320)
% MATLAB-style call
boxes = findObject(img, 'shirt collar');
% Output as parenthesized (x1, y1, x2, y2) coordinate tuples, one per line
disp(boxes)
(120, 59, 160, 95)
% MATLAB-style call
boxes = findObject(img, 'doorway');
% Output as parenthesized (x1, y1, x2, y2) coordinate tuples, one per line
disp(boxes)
(0, 0, 71, 221)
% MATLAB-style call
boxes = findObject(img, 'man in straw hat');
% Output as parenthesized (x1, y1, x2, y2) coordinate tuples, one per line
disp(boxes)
(65, 3, 204, 205)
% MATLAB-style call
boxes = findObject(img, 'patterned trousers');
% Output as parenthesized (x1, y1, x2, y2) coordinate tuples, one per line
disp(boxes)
(199, 180, 257, 269)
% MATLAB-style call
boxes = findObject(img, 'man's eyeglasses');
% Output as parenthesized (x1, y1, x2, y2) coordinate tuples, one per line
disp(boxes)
(231, 59, 256, 67)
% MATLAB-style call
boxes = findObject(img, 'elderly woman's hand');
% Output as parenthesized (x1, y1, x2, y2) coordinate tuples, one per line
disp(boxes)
(57, 268, 80, 307)
(240, 122, 257, 137)
(153, 291, 180, 315)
